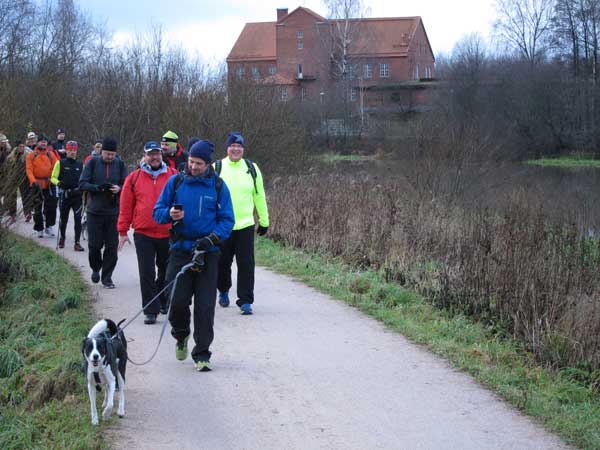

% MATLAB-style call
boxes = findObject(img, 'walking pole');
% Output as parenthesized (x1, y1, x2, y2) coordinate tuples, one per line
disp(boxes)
(56, 190, 63, 250)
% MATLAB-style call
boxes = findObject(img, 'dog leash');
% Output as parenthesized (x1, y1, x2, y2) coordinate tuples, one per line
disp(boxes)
(117, 260, 199, 366)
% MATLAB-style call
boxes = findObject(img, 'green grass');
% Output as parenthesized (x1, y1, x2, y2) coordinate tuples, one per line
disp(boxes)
(526, 155, 600, 168)
(320, 153, 375, 163)
(0, 232, 106, 450)
(255, 236, 600, 450)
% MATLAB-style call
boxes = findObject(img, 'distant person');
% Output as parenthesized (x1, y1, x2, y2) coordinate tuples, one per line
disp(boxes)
(160, 130, 188, 171)
(84, 139, 103, 165)
(25, 131, 37, 151)
(153, 140, 234, 371)
(25, 135, 58, 237)
(51, 140, 84, 251)
(7, 140, 33, 222)
(118, 141, 177, 324)
(79, 137, 128, 288)
(52, 128, 67, 159)
(0, 134, 15, 220)
(214, 132, 269, 315)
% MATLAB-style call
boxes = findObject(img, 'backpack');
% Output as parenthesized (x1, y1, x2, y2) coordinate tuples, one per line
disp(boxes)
(215, 158, 257, 193)
(170, 169, 223, 205)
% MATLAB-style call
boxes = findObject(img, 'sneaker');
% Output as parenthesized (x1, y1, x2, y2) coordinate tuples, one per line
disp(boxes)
(218, 291, 230, 307)
(195, 360, 211, 372)
(144, 314, 157, 325)
(37, 230, 44, 238)
(102, 279, 115, 289)
(176, 336, 189, 361)
(58, 237, 65, 248)
(44, 227, 55, 237)
(240, 303, 253, 315)
(91, 271, 100, 283)
(74, 242, 85, 252)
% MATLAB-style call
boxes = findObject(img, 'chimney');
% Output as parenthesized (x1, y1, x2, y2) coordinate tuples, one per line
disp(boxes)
(277, 8, 288, 21)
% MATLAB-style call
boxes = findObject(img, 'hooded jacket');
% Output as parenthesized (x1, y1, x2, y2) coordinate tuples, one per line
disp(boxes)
(153, 167, 234, 251)
(118, 162, 177, 239)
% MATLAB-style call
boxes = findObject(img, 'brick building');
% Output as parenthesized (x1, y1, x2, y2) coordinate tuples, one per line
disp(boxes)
(227, 6, 435, 112)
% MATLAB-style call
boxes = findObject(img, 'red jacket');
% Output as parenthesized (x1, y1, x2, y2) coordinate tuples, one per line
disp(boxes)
(117, 166, 178, 239)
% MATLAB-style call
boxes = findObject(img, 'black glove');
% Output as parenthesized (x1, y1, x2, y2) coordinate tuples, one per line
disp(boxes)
(257, 225, 269, 236)
(195, 233, 220, 251)
(98, 183, 113, 192)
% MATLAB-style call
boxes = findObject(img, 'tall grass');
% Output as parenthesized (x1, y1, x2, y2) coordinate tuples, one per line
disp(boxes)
(268, 174, 600, 374)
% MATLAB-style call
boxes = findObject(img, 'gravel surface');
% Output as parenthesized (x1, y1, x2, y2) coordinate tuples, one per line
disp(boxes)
(16, 218, 573, 450)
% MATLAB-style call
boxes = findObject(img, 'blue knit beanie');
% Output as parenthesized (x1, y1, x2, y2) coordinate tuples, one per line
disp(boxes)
(225, 132, 244, 148)
(189, 140, 214, 164)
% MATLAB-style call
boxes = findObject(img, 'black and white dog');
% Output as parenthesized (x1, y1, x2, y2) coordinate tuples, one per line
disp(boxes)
(81, 319, 127, 425)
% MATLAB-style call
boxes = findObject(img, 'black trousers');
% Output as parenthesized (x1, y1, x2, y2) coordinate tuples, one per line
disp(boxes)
(32, 187, 57, 231)
(167, 250, 218, 362)
(133, 233, 170, 315)
(58, 194, 83, 242)
(217, 225, 255, 306)
(87, 213, 118, 282)
(19, 177, 33, 215)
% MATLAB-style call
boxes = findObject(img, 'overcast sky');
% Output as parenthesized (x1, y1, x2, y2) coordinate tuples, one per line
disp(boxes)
(81, 0, 497, 64)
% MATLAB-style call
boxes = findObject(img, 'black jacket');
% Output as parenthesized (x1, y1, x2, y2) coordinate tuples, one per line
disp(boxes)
(56, 157, 83, 194)
(79, 156, 128, 215)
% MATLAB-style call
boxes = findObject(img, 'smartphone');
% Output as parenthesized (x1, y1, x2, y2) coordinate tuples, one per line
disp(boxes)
(173, 204, 183, 211)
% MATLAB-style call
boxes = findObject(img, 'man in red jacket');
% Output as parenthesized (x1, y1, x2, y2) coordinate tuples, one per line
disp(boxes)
(118, 141, 177, 324)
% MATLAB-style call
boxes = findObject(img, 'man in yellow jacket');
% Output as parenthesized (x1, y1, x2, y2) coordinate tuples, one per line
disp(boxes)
(214, 132, 269, 315)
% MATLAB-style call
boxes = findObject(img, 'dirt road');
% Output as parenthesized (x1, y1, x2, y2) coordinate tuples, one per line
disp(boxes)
(16, 219, 572, 450)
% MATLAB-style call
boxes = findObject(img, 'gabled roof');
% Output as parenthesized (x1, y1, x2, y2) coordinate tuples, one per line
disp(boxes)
(227, 22, 276, 62)
(277, 6, 326, 23)
(324, 17, 430, 58)
(228, 13, 434, 62)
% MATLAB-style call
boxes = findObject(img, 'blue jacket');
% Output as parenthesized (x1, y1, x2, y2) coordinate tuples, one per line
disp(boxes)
(153, 169, 234, 251)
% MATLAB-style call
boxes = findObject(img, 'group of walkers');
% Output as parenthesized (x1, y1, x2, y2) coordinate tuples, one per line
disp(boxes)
(0, 128, 269, 372)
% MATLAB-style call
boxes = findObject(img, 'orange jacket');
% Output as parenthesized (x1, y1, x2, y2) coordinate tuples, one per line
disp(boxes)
(25, 149, 58, 189)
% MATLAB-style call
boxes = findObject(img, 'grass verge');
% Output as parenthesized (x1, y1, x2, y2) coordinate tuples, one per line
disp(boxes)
(255, 236, 600, 450)
(0, 232, 105, 450)
(526, 155, 600, 168)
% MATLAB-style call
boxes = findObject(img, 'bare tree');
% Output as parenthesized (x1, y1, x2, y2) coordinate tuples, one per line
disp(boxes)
(494, 0, 556, 65)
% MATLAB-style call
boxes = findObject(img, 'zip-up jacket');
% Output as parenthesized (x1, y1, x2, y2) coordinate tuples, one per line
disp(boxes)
(118, 163, 177, 239)
(165, 144, 188, 172)
(153, 168, 234, 251)
(79, 156, 128, 215)
(25, 148, 58, 189)
(51, 157, 83, 194)
(213, 157, 269, 230)
(52, 139, 66, 159)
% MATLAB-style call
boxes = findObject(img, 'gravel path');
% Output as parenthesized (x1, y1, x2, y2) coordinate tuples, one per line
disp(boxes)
(16, 217, 573, 450)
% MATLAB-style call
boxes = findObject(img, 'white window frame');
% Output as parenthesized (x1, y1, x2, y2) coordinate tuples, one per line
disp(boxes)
(268, 66, 277, 75)
(301, 87, 307, 101)
(415, 63, 420, 80)
(251, 67, 260, 79)
(363, 63, 372, 79)
(236, 66, 245, 79)
(280, 86, 288, 101)
(380, 63, 389, 78)
(350, 88, 357, 102)
(298, 31, 303, 50)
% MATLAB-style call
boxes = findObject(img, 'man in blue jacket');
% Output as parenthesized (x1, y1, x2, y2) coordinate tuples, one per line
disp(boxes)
(153, 140, 234, 372)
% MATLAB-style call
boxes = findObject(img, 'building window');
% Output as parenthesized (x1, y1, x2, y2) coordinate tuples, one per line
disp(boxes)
(268, 66, 276, 75)
(380, 63, 389, 78)
(251, 67, 260, 79)
(236, 66, 245, 79)
(348, 64, 358, 79)
(298, 64, 303, 78)
(363, 63, 372, 79)
(350, 88, 357, 102)
(301, 87, 307, 101)
(280, 86, 288, 101)
(415, 63, 419, 80)
(298, 31, 303, 49)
